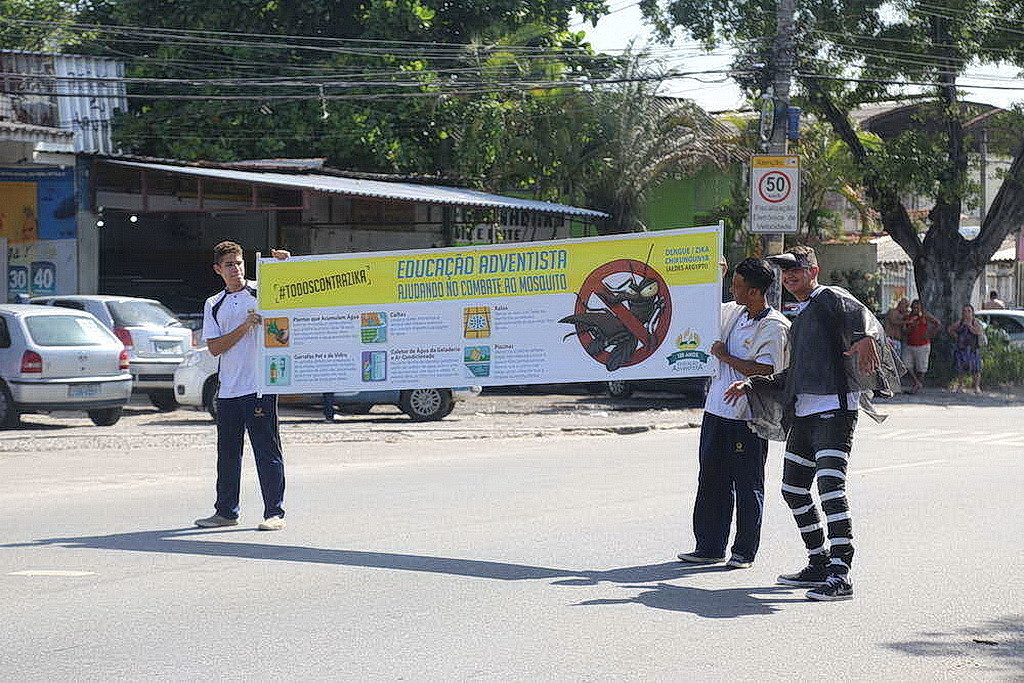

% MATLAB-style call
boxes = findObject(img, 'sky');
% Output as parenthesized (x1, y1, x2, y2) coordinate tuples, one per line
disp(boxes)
(573, 4, 747, 112)
(573, 3, 1024, 112)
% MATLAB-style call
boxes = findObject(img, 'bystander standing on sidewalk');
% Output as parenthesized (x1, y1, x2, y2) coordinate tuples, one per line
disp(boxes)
(883, 298, 909, 357)
(949, 304, 985, 393)
(981, 290, 1007, 310)
(902, 300, 940, 393)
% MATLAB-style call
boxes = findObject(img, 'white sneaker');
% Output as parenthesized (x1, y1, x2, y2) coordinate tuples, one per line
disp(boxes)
(258, 516, 285, 531)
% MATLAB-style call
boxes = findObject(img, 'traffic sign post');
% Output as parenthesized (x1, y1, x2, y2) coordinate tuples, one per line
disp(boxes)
(749, 154, 800, 234)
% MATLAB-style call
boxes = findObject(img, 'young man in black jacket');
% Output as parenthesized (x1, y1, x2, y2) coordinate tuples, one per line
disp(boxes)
(725, 246, 902, 601)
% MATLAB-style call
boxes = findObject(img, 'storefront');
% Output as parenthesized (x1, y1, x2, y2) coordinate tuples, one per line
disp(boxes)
(88, 157, 607, 315)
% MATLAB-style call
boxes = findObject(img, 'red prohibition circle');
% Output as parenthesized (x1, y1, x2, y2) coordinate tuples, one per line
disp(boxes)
(572, 259, 673, 368)
(758, 170, 791, 203)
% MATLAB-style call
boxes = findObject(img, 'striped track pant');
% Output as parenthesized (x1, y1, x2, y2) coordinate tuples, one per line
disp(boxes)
(781, 410, 857, 575)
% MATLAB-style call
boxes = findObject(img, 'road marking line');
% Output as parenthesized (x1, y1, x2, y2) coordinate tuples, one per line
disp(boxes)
(8, 570, 96, 577)
(853, 459, 947, 475)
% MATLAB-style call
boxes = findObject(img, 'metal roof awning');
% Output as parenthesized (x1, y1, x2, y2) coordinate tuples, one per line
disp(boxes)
(0, 120, 74, 145)
(106, 159, 609, 219)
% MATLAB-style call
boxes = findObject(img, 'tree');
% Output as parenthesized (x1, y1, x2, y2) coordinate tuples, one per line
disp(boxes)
(576, 54, 741, 231)
(72, 0, 613, 182)
(642, 0, 1024, 329)
(796, 122, 880, 240)
(0, 0, 81, 50)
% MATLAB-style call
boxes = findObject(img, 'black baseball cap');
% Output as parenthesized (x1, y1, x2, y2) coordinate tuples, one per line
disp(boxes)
(767, 249, 817, 270)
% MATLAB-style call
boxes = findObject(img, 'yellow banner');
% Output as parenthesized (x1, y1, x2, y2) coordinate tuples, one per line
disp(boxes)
(258, 227, 720, 311)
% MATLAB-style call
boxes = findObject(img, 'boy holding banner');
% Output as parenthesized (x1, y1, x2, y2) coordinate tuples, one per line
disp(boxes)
(195, 241, 291, 531)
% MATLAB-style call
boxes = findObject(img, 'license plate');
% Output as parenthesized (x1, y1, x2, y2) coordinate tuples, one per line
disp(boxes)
(154, 340, 181, 354)
(68, 384, 100, 398)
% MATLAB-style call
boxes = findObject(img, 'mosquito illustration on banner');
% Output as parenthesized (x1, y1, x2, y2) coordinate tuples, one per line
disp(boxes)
(559, 245, 672, 371)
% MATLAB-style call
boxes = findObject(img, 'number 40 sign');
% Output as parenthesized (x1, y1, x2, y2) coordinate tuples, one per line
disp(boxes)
(749, 155, 800, 234)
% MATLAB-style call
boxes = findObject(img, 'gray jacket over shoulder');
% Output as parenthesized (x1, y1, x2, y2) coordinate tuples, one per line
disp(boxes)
(744, 286, 905, 441)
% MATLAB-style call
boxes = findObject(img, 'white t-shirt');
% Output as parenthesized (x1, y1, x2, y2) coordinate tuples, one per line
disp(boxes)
(704, 310, 775, 420)
(793, 286, 860, 416)
(202, 281, 258, 399)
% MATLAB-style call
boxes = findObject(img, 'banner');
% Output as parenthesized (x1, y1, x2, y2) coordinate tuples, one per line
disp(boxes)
(255, 225, 722, 394)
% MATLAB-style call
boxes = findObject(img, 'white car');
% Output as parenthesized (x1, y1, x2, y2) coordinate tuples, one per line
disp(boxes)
(30, 295, 193, 411)
(0, 304, 133, 427)
(974, 309, 1024, 347)
(174, 347, 481, 421)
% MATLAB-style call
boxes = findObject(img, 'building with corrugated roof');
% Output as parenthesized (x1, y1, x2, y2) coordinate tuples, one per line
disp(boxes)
(86, 155, 608, 313)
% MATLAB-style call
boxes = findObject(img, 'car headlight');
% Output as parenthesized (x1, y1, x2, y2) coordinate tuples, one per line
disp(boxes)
(180, 352, 202, 368)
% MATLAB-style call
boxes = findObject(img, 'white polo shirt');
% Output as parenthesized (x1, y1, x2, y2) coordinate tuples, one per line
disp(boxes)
(202, 281, 258, 399)
(705, 309, 775, 420)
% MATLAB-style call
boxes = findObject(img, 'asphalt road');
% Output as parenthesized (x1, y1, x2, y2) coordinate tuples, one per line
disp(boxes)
(1, 389, 1022, 680)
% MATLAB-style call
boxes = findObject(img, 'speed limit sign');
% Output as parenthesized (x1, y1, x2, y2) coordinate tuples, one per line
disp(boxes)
(749, 155, 799, 234)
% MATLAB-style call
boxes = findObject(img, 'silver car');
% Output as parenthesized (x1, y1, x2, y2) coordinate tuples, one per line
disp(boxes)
(974, 309, 1024, 347)
(0, 304, 133, 427)
(30, 295, 193, 411)
(174, 346, 480, 422)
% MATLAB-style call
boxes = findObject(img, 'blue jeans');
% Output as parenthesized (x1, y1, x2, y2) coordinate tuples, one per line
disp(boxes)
(215, 393, 285, 520)
(692, 412, 768, 561)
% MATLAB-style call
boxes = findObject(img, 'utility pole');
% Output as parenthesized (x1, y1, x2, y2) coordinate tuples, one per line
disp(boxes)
(768, 0, 796, 157)
(760, 0, 796, 308)
(764, 0, 796, 256)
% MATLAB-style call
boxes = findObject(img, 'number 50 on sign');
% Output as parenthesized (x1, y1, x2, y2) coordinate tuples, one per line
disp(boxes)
(749, 155, 800, 234)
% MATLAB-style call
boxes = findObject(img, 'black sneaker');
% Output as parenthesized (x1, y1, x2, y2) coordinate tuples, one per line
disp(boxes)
(776, 563, 830, 587)
(677, 551, 726, 564)
(806, 574, 854, 601)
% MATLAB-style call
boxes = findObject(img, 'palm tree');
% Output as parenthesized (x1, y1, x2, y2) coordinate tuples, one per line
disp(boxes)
(583, 54, 741, 232)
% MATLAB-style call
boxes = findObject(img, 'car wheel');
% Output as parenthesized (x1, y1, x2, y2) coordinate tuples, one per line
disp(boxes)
(607, 380, 633, 398)
(88, 407, 122, 426)
(203, 376, 219, 422)
(399, 388, 453, 421)
(149, 390, 179, 412)
(0, 382, 19, 428)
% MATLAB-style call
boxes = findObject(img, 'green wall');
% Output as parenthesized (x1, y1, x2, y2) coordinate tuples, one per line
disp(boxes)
(643, 166, 735, 230)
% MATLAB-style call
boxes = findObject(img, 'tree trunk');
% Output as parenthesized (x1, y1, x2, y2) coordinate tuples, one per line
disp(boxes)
(914, 248, 980, 381)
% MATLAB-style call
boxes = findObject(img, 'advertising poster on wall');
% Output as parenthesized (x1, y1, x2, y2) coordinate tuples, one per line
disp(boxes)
(255, 225, 722, 394)
(0, 166, 78, 299)
(0, 167, 77, 242)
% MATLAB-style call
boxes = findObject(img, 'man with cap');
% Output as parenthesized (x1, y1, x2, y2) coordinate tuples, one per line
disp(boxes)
(724, 245, 902, 601)
(677, 257, 790, 570)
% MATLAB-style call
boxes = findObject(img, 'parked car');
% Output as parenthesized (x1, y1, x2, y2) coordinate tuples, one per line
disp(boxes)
(0, 304, 132, 427)
(973, 309, 1024, 347)
(174, 347, 481, 421)
(30, 295, 193, 411)
(606, 376, 710, 400)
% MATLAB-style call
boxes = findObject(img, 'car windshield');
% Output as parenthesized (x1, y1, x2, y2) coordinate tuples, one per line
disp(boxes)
(108, 300, 180, 327)
(25, 315, 113, 346)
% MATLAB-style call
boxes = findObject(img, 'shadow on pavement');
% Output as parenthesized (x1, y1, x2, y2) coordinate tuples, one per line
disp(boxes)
(883, 615, 1024, 675)
(6, 528, 801, 618)
(574, 582, 802, 618)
